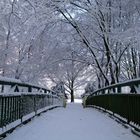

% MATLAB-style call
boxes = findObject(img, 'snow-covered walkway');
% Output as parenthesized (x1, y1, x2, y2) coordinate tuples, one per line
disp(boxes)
(4, 102, 139, 140)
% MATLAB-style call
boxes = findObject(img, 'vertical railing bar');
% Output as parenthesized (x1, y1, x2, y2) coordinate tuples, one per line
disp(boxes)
(1, 97, 4, 127)
(7, 97, 10, 125)
(4, 97, 7, 126)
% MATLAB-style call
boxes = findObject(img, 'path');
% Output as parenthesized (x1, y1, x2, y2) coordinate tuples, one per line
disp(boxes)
(4, 102, 139, 140)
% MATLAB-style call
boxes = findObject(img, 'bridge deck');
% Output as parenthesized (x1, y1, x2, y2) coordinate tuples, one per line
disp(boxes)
(4, 102, 138, 140)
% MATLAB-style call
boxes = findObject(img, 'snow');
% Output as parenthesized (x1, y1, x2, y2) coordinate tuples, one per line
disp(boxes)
(0, 120, 21, 135)
(36, 105, 61, 114)
(0, 105, 61, 136)
(67, 99, 82, 103)
(22, 112, 35, 122)
(3, 103, 139, 140)
(0, 76, 49, 93)
(89, 78, 140, 97)
(0, 76, 21, 83)
(0, 92, 61, 98)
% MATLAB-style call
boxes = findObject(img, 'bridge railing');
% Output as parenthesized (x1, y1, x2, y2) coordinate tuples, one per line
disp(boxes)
(0, 78, 65, 137)
(85, 78, 140, 128)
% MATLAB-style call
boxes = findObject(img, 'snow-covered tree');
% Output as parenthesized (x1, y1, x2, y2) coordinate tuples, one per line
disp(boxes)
(0, 0, 140, 96)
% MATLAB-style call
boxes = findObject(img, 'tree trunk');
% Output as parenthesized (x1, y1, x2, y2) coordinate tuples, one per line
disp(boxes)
(70, 89, 74, 102)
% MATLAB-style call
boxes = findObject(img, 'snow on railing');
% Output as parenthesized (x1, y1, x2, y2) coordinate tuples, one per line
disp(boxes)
(85, 78, 140, 131)
(0, 76, 51, 94)
(0, 77, 65, 138)
(88, 78, 140, 97)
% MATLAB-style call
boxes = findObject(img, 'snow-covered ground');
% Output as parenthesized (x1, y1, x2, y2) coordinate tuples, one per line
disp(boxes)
(4, 102, 139, 140)
(67, 99, 82, 103)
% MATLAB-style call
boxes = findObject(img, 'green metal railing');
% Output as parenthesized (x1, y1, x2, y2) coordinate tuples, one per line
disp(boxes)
(85, 78, 140, 127)
(0, 79, 65, 136)
(0, 94, 63, 128)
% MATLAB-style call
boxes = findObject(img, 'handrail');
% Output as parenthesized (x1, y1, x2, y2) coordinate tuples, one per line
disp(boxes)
(0, 78, 54, 94)
(87, 78, 140, 98)
(85, 78, 140, 129)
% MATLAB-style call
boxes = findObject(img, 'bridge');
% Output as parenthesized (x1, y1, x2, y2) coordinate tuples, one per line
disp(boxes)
(0, 78, 140, 140)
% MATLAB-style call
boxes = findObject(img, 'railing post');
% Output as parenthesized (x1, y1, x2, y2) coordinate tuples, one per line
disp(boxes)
(112, 88, 115, 93)
(34, 96, 37, 115)
(102, 90, 105, 94)
(117, 86, 121, 93)
(127, 95, 130, 124)
(0, 97, 4, 127)
(1, 85, 4, 93)
(28, 86, 32, 92)
(20, 95, 24, 123)
(44, 89, 47, 93)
